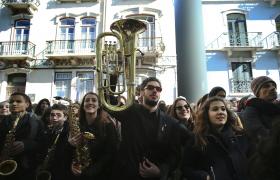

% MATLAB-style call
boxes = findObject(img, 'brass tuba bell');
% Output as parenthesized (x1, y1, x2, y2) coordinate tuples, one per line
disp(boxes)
(96, 18, 146, 111)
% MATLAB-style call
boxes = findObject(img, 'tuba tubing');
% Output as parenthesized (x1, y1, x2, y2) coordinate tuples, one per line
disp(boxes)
(96, 18, 146, 111)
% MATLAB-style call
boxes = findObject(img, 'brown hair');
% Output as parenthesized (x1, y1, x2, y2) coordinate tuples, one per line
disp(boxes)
(194, 96, 243, 150)
(79, 92, 111, 136)
(167, 97, 195, 129)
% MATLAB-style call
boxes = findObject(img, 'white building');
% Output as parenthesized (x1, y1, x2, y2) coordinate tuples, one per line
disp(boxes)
(1, 0, 280, 104)
(0, 0, 177, 104)
(203, 0, 280, 98)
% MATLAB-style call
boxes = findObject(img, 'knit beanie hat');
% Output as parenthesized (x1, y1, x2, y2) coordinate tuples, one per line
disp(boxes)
(250, 76, 277, 97)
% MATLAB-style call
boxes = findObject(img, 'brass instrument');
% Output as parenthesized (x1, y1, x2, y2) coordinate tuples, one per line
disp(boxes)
(0, 112, 25, 176)
(96, 18, 146, 111)
(53, 96, 94, 171)
(35, 130, 61, 180)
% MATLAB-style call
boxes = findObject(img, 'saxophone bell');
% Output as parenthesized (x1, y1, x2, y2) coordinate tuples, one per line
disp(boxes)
(0, 113, 24, 176)
(0, 159, 17, 176)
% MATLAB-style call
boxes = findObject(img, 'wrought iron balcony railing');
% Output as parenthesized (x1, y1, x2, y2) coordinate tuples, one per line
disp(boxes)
(0, 41, 36, 57)
(206, 32, 263, 50)
(230, 79, 252, 93)
(2, 0, 40, 8)
(138, 37, 165, 53)
(261, 31, 280, 49)
(45, 37, 164, 56)
(45, 39, 96, 55)
(56, 0, 98, 3)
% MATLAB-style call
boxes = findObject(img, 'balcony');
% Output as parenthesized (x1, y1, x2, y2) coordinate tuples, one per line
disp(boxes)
(0, 41, 35, 60)
(264, 0, 279, 6)
(261, 31, 280, 53)
(206, 32, 263, 56)
(45, 39, 96, 60)
(56, 0, 98, 3)
(2, 0, 40, 15)
(137, 37, 165, 57)
(230, 79, 251, 94)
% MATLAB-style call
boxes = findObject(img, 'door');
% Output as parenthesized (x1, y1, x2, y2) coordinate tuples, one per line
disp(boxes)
(227, 13, 248, 46)
(6, 73, 26, 98)
(15, 20, 30, 54)
(231, 62, 252, 93)
(60, 18, 75, 53)
(81, 18, 96, 51)
(128, 15, 155, 51)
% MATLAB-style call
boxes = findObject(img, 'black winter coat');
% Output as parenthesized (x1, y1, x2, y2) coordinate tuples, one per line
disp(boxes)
(110, 103, 181, 180)
(182, 126, 250, 180)
(241, 98, 280, 149)
(39, 122, 73, 180)
(0, 113, 45, 180)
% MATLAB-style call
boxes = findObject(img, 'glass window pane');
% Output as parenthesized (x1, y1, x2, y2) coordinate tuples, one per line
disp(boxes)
(61, 18, 75, 25)
(82, 18, 96, 25)
(55, 72, 72, 98)
(76, 72, 94, 101)
(15, 20, 30, 27)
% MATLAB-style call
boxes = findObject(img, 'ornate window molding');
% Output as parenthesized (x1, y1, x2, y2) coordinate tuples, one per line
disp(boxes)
(55, 12, 100, 24)
(115, 7, 162, 20)
(221, 9, 248, 28)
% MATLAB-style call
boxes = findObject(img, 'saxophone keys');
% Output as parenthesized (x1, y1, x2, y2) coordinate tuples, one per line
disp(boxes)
(83, 132, 95, 140)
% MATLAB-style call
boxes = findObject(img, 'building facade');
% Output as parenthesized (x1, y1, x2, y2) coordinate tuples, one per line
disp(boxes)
(0, 0, 177, 104)
(203, 0, 280, 98)
(1, 0, 280, 104)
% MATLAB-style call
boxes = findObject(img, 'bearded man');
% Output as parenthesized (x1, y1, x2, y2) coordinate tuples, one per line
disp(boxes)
(110, 77, 180, 180)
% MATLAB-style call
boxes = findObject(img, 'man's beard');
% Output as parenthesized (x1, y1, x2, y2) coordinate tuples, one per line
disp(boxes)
(144, 98, 158, 107)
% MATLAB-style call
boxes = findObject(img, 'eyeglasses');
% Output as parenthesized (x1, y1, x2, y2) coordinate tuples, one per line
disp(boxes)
(144, 85, 162, 92)
(175, 104, 190, 111)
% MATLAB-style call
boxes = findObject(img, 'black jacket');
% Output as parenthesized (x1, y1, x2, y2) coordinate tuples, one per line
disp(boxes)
(241, 98, 280, 149)
(0, 113, 45, 180)
(111, 103, 181, 180)
(39, 122, 73, 180)
(182, 126, 250, 180)
(78, 121, 118, 180)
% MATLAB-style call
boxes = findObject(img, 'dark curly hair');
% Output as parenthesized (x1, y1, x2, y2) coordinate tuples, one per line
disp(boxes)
(140, 77, 161, 90)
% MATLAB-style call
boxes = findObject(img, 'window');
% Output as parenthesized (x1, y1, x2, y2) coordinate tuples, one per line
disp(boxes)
(6, 73, 26, 97)
(227, 13, 248, 46)
(55, 72, 72, 98)
(231, 62, 252, 93)
(81, 17, 96, 51)
(76, 72, 94, 101)
(59, 18, 75, 52)
(15, 19, 30, 54)
(128, 15, 155, 51)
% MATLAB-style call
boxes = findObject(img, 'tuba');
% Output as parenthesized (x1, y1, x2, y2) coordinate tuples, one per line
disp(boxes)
(53, 96, 94, 171)
(0, 113, 25, 176)
(96, 18, 146, 111)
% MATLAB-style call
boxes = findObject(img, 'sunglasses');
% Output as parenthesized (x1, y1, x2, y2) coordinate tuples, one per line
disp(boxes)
(144, 85, 162, 92)
(175, 104, 190, 111)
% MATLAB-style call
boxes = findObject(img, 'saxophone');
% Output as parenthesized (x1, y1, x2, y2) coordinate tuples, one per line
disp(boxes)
(0, 112, 25, 176)
(35, 130, 62, 180)
(54, 96, 95, 171)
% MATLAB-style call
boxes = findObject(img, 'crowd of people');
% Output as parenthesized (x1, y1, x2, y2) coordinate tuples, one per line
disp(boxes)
(0, 76, 279, 180)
